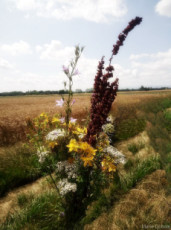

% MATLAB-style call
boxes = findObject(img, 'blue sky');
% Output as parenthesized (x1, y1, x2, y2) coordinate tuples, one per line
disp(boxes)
(0, 0, 171, 92)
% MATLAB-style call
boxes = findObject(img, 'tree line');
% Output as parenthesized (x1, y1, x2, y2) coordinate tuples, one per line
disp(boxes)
(0, 87, 170, 96)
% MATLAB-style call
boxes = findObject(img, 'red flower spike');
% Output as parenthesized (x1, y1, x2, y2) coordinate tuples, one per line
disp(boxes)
(84, 17, 142, 146)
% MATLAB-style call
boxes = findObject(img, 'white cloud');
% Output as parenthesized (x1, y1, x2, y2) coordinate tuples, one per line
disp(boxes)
(12, 0, 37, 11)
(36, 40, 74, 62)
(9, 0, 127, 23)
(0, 57, 13, 69)
(155, 0, 171, 17)
(36, 40, 99, 90)
(1, 39, 171, 92)
(0, 40, 32, 56)
(117, 49, 171, 88)
(73, 57, 98, 90)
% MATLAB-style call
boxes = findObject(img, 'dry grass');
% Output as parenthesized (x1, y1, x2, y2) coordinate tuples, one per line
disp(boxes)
(0, 90, 171, 146)
(84, 170, 171, 230)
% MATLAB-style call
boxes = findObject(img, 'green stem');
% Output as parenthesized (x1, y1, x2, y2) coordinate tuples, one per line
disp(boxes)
(65, 56, 79, 131)
(47, 166, 60, 194)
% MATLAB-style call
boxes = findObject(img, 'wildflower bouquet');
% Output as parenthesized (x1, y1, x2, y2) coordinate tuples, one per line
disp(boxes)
(26, 16, 142, 226)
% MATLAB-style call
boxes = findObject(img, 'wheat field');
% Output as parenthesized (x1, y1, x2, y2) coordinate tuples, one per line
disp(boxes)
(0, 90, 171, 146)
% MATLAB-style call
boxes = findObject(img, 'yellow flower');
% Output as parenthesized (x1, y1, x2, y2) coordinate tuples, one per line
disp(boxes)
(80, 153, 94, 167)
(80, 142, 96, 156)
(101, 157, 116, 172)
(43, 118, 49, 124)
(52, 117, 60, 123)
(66, 139, 97, 167)
(49, 142, 58, 149)
(67, 139, 96, 155)
(40, 112, 47, 118)
(73, 126, 87, 135)
(67, 139, 79, 152)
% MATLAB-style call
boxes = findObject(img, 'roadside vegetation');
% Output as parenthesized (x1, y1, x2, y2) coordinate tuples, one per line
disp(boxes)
(0, 92, 171, 229)
(0, 16, 170, 229)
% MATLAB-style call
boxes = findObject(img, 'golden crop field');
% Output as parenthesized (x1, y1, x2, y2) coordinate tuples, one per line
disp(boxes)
(0, 90, 171, 146)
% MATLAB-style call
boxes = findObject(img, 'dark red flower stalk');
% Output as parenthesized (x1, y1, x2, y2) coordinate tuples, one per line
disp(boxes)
(110, 16, 142, 64)
(84, 17, 142, 146)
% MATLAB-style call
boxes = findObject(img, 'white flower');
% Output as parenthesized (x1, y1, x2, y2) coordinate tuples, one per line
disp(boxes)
(57, 178, 77, 196)
(65, 163, 77, 179)
(56, 161, 78, 179)
(46, 129, 65, 141)
(103, 145, 127, 164)
(56, 161, 67, 172)
(37, 146, 49, 163)
(102, 123, 115, 134)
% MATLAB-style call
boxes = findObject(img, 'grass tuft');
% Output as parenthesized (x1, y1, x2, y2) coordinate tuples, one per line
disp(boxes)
(128, 141, 145, 155)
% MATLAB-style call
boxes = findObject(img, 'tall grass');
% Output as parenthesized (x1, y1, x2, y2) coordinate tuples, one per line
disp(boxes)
(79, 156, 161, 227)
(141, 96, 171, 189)
(0, 145, 41, 196)
(0, 192, 64, 230)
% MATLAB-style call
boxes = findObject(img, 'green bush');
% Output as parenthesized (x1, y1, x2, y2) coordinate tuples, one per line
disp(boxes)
(114, 118, 146, 140)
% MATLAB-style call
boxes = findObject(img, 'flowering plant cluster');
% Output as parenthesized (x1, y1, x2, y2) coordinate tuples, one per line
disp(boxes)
(84, 16, 142, 146)
(26, 17, 142, 225)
